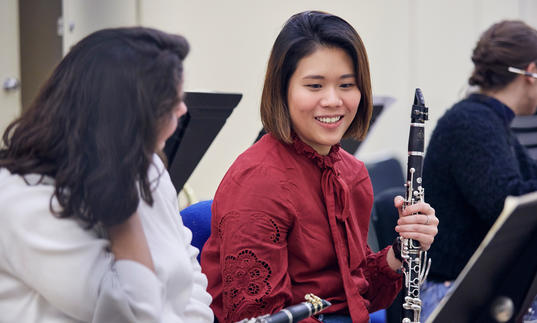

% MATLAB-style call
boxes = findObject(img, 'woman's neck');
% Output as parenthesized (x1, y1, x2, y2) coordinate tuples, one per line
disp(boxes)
(481, 78, 528, 116)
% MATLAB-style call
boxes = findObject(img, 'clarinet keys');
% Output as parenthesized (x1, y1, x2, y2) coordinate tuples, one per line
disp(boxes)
(401, 88, 431, 323)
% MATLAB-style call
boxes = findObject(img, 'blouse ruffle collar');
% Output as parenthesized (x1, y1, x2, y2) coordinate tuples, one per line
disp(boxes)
(291, 135, 341, 170)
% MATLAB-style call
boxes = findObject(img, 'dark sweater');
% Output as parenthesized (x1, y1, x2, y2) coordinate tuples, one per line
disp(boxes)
(423, 93, 537, 281)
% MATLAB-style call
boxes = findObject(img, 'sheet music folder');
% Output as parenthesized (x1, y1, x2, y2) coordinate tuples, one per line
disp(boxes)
(428, 191, 537, 323)
(164, 91, 242, 192)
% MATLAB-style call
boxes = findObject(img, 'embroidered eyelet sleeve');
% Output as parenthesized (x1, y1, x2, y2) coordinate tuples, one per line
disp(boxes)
(202, 166, 297, 323)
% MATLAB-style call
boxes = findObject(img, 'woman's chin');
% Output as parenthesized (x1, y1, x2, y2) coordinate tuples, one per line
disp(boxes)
(156, 141, 166, 152)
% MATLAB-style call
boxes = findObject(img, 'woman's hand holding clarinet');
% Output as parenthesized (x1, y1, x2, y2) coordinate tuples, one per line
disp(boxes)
(394, 196, 438, 252)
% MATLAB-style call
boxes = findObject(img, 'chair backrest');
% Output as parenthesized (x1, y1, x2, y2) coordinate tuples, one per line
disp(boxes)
(371, 187, 404, 250)
(371, 187, 405, 323)
(365, 157, 405, 196)
(511, 114, 537, 160)
(365, 156, 404, 253)
(180, 200, 213, 260)
(366, 157, 405, 323)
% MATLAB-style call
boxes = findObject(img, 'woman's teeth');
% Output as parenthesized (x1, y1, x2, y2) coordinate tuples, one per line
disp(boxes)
(316, 116, 342, 124)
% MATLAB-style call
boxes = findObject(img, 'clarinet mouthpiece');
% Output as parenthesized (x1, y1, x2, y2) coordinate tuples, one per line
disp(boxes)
(414, 88, 425, 106)
(411, 88, 429, 122)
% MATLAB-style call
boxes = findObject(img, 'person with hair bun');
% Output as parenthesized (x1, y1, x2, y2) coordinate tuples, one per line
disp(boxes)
(421, 20, 537, 321)
(201, 11, 438, 323)
(0, 27, 213, 322)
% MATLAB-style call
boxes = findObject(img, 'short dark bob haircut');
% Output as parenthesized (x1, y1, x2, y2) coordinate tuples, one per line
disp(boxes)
(261, 10, 373, 143)
(0, 27, 189, 228)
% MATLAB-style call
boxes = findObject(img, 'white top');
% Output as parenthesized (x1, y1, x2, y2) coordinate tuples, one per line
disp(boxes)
(0, 155, 213, 323)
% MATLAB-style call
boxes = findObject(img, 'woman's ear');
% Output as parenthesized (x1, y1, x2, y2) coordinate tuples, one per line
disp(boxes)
(526, 62, 537, 83)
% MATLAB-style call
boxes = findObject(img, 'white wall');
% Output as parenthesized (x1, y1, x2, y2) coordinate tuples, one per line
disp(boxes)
(62, 0, 138, 54)
(137, 0, 536, 202)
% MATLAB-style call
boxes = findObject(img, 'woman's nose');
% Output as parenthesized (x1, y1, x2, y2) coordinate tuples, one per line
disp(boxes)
(320, 89, 342, 107)
(177, 102, 188, 118)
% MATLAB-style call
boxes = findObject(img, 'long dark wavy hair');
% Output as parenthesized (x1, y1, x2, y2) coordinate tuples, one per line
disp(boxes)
(0, 27, 189, 228)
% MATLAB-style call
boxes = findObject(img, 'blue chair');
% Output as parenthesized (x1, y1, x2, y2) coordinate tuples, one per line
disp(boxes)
(370, 309, 387, 323)
(180, 200, 213, 261)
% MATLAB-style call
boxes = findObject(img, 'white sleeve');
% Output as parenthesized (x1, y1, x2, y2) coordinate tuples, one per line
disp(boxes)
(180, 224, 214, 322)
(150, 155, 213, 322)
(0, 178, 164, 322)
(92, 260, 163, 323)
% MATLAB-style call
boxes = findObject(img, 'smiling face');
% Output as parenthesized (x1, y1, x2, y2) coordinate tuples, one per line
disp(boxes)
(287, 46, 361, 155)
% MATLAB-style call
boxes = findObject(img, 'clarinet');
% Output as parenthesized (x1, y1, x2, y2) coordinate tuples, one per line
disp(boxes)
(400, 88, 432, 323)
(235, 294, 331, 323)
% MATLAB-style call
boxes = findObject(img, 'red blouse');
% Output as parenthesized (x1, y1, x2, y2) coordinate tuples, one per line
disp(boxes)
(201, 134, 402, 323)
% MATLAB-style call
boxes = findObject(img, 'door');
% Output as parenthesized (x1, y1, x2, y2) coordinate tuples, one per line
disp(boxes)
(0, 0, 21, 135)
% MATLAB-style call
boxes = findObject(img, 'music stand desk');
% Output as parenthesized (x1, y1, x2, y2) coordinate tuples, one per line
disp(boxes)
(164, 91, 242, 192)
(428, 191, 537, 323)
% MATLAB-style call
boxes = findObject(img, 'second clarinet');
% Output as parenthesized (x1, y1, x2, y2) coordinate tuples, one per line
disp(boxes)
(401, 88, 431, 323)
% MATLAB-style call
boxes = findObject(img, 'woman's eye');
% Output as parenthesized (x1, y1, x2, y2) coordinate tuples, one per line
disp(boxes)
(306, 84, 322, 89)
(340, 83, 355, 89)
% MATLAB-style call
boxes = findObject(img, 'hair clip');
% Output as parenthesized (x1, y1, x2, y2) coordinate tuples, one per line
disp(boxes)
(508, 66, 537, 79)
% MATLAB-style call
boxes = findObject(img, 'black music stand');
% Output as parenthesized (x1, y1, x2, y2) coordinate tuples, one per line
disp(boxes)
(163, 91, 242, 192)
(428, 192, 537, 323)
(340, 95, 395, 155)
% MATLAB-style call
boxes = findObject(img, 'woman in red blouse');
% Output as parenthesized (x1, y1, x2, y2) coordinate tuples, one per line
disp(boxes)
(201, 11, 439, 323)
